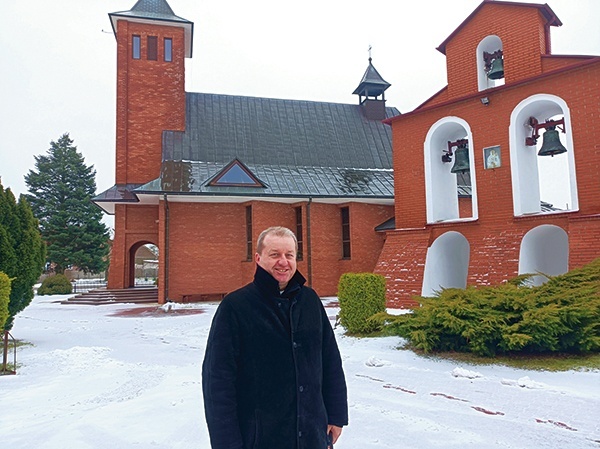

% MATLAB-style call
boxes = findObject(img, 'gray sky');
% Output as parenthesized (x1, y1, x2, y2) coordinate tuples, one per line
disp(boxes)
(1, 0, 599, 220)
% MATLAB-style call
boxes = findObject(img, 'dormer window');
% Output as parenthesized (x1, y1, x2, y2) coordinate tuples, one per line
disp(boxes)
(208, 159, 266, 187)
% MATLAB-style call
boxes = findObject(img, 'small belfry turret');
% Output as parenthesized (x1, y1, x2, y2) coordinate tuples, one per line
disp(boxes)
(353, 56, 391, 120)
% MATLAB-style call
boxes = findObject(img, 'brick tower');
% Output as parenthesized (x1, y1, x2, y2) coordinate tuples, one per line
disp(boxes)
(106, 0, 193, 292)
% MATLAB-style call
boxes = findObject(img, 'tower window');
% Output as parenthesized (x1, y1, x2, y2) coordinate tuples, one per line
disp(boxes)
(164, 38, 173, 62)
(295, 207, 303, 261)
(341, 207, 351, 259)
(132, 35, 141, 59)
(147, 36, 158, 60)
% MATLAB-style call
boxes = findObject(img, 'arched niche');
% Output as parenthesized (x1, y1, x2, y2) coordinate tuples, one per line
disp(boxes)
(477, 35, 505, 91)
(425, 117, 478, 223)
(518, 224, 569, 286)
(421, 231, 470, 297)
(509, 94, 578, 216)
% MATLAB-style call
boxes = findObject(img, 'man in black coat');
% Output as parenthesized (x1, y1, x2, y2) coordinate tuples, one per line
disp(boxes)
(202, 226, 348, 449)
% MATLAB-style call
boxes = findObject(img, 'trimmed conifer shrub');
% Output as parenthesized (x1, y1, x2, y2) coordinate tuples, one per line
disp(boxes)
(37, 274, 72, 296)
(0, 272, 11, 330)
(373, 258, 600, 356)
(338, 273, 386, 334)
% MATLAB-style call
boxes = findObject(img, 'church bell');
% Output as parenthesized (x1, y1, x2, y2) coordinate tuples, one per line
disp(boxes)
(451, 143, 470, 174)
(538, 126, 567, 157)
(486, 57, 504, 80)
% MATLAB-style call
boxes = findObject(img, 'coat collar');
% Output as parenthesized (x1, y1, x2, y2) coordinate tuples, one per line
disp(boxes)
(253, 264, 306, 298)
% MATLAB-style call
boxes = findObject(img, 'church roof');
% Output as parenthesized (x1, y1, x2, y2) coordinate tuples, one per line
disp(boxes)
(110, 0, 189, 23)
(132, 92, 398, 201)
(108, 0, 194, 57)
(352, 58, 391, 97)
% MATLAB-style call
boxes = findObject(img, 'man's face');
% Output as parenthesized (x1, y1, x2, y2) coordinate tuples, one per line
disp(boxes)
(255, 234, 297, 289)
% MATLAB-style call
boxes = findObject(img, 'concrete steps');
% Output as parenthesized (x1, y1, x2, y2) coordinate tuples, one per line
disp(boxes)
(63, 287, 158, 305)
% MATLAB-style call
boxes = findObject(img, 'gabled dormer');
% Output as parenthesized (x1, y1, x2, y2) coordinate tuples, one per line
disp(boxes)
(436, 0, 562, 99)
(353, 57, 391, 121)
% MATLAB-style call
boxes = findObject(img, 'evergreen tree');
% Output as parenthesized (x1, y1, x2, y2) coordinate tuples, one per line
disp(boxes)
(0, 182, 45, 331)
(25, 133, 109, 274)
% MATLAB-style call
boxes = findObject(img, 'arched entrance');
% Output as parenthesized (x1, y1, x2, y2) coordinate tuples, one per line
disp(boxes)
(518, 225, 568, 286)
(421, 231, 470, 297)
(128, 241, 159, 288)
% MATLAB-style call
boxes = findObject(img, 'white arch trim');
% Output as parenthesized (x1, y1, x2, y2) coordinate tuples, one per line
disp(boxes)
(509, 94, 578, 216)
(424, 116, 478, 223)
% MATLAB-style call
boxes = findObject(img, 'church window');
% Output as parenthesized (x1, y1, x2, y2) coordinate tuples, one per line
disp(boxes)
(341, 207, 351, 259)
(164, 38, 172, 62)
(245, 206, 253, 261)
(132, 35, 141, 59)
(295, 207, 303, 261)
(147, 36, 158, 60)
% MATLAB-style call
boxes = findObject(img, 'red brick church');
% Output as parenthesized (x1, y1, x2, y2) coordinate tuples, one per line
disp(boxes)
(96, 0, 599, 307)
(375, 0, 600, 306)
(94, 0, 397, 303)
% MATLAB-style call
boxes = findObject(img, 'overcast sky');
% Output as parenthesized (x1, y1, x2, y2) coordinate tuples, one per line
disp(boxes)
(1, 0, 599, 221)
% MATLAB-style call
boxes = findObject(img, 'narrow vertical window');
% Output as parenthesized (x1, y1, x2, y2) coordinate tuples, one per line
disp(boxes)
(147, 36, 158, 60)
(132, 35, 141, 59)
(295, 207, 303, 261)
(245, 206, 253, 261)
(341, 207, 351, 259)
(164, 38, 173, 62)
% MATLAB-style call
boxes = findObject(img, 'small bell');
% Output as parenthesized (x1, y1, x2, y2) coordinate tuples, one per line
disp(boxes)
(538, 126, 567, 157)
(486, 57, 504, 80)
(451, 143, 470, 174)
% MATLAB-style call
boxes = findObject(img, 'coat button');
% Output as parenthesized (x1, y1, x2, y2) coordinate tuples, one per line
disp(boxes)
(298, 431, 303, 438)
(293, 342, 298, 348)
(299, 386, 304, 392)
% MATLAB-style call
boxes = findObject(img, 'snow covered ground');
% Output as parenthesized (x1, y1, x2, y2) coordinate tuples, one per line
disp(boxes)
(1, 296, 598, 448)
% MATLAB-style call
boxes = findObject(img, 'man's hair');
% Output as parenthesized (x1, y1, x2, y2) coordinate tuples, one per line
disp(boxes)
(256, 226, 298, 254)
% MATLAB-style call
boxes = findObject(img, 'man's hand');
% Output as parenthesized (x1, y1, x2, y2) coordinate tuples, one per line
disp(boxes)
(327, 424, 343, 446)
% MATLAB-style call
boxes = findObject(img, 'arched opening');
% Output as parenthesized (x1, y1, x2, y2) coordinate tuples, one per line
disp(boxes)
(509, 94, 578, 216)
(421, 231, 470, 297)
(425, 117, 478, 223)
(477, 35, 505, 91)
(519, 225, 568, 286)
(128, 242, 159, 288)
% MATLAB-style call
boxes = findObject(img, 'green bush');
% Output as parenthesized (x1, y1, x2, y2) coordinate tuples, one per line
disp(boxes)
(338, 272, 386, 334)
(377, 258, 600, 356)
(37, 274, 72, 295)
(0, 272, 11, 330)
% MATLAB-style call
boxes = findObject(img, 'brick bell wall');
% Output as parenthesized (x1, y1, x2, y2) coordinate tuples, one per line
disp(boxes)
(379, 62, 600, 308)
(108, 19, 186, 291)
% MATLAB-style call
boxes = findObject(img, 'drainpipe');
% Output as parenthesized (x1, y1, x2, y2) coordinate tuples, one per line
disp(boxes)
(306, 197, 313, 287)
(163, 194, 170, 301)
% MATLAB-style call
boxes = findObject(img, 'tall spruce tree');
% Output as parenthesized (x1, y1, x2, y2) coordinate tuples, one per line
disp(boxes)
(0, 182, 45, 330)
(25, 133, 110, 274)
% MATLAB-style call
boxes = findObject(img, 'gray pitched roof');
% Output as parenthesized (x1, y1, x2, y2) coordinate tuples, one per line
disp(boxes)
(110, 0, 189, 23)
(108, 0, 194, 57)
(132, 92, 399, 199)
(164, 92, 398, 169)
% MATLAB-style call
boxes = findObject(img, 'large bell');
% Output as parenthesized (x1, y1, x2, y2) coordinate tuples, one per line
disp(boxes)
(451, 144, 470, 174)
(538, 126, 567, 157)
(487, 57, 504, 80)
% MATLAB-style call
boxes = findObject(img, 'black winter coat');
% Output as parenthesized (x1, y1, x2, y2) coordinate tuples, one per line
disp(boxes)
(202, 266, 348, 449)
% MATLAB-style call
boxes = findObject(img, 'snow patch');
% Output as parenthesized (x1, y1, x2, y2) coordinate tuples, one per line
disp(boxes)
(451, 367, 484, 379)
(501, 376, 548, 389)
